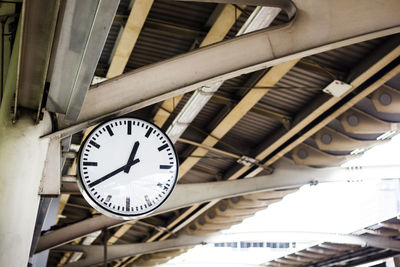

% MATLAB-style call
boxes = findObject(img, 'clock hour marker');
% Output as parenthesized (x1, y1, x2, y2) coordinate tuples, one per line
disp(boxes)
(145, 127, 153, 138)
(127, 121, 132, 135)
(89, 140, 100, 149)
(83, 161, 97, 166)
(145, 195, 152, 206)
(106, 125, 114, 136)
(126, 197, 130, 211)
(160, 165, 172, 169)
(158, 144, 168, 151)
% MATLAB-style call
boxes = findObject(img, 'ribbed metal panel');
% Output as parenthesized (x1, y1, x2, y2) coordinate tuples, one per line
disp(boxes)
(180, 149, 236, 184)
(308, 38, 386, 73)
(96, 23, 121, 77)
(218, 74, 251, 98)
(257, 65, 331, 115)
(125, 27, 196, 70)
(116, 0, 131, 15)
(125, 0, 216, 71)
(197, 150, 237, 173)
(192, 101, 225, 129)
(221, 111, 281, 149)
(97, 0, 216, 75)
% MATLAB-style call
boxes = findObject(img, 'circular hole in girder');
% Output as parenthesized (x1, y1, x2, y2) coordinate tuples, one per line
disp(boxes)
(231, 197, 240, 203)
(347, 115, 359, 126)
(321, 133, 332, 144)
(297, 149, 308, 159)
(379, 93, 392, 106)
(218, 203, 227, 211)
(198, 217, 206, 225)
(207, 211, 216, 219)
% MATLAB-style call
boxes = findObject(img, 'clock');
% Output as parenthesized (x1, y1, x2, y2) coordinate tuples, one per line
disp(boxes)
(77, 117, 179, 220)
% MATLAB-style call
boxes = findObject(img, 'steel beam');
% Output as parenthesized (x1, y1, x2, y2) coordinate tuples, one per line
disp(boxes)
(16, 0, 60, 122)
(39, 138, 61, 195)
(46, 0, 119, 121)
(59, 234, 205, 267)
(50, 0, 400, 139)
(36, 159, 400, 253)
(0, 16, 53, 266)
(57, 231, 400, 266)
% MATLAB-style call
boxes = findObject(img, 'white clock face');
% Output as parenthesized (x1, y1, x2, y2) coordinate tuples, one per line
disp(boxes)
(77, 117, 178, 219)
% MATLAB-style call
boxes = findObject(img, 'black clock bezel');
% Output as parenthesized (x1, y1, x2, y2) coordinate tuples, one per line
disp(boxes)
(77, 117, 179, 220)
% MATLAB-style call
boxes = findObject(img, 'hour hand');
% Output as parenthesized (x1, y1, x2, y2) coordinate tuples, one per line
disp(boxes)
(124, 141, 140, 173)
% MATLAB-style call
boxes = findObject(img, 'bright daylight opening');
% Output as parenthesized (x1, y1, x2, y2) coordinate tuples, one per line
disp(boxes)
(160, 134, 400, 267)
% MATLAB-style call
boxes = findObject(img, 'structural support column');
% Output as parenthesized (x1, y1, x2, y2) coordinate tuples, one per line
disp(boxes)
(0, 14, 52, 266)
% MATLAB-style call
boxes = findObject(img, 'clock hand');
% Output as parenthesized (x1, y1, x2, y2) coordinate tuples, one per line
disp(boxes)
(89, 158, 140, 188)
(124, 141, 140, 173)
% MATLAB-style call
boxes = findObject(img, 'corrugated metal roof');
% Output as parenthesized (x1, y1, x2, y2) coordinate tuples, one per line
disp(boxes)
(126, 0, 216, 71)
(116, 0, 132, 15)
(49, 1, 400, 265)
(308, 37, 386, 73)
(221, 111, 281, 149)
(96, 23, 121, 77)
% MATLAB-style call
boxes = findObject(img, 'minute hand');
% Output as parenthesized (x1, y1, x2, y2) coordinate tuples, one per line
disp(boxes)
(88, 158, 140, 188)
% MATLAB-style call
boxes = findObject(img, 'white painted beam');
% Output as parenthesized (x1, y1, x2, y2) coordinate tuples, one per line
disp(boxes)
(58, 231, 400, 266)
(46, 0, 119, 121)
(36, 159, 400, 253)
(52, 0, 400, 139)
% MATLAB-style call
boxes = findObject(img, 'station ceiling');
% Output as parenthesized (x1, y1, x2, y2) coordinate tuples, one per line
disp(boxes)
(10, 0, 400, 266)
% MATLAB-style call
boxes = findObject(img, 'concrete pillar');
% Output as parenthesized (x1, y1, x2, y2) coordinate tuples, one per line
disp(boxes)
(0, 14, 52, 266)
(0, 112, 52, 267)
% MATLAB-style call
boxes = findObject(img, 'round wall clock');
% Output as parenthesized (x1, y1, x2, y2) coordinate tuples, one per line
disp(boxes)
(77, 117, 179, 220)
